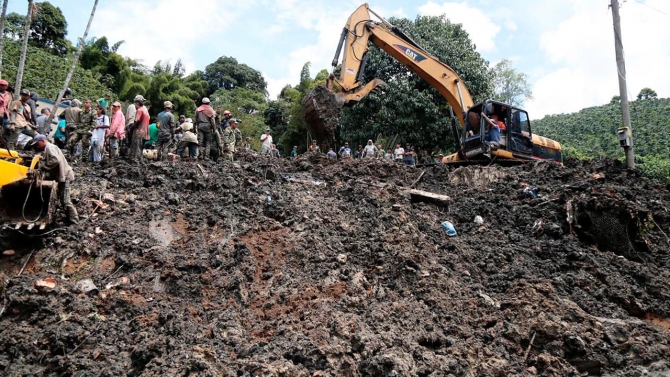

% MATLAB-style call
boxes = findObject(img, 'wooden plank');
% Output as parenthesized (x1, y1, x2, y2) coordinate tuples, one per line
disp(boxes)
(408, 189, 451, 205)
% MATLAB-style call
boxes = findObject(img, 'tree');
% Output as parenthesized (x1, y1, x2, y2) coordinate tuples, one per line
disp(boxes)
(203, 56, 267, 95)
(491, 59, 533, 107)
(46, 0, 98, 125)
(637, 87, 657, 100)
(2, 2, 69, 56)
(29, 2, 69, 55)
(610, 95, 620, 105)
(339, 14, 493, 153)
(15, 0, 35, 95)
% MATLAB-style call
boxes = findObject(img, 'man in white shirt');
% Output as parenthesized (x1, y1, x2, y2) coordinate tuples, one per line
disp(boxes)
(260, 128, 272, 155)
(393, 143, 405, 163)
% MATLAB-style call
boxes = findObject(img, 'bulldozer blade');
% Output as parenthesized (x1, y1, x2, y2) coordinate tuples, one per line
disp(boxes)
(302, 85, 344, 143)
(0, 180, 57, 230)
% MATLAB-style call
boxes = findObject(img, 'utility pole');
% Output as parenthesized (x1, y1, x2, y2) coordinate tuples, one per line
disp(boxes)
(15, 0, 35, 98)
(0, 0, 10, 79)
(610, 0, 635, 169)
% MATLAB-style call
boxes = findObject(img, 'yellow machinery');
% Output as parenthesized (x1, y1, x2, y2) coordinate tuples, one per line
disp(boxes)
(0, 147, 57, 230)
(303, 3, 562, 164)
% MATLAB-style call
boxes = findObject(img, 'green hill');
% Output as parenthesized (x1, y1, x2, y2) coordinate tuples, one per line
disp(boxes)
(532, 98, 670, 179)
(1, 39, 107, 101)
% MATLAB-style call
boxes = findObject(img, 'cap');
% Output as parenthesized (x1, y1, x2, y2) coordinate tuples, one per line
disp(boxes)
(164, 101, 173, 108)
(265, 127, 271, 132)
(112, 101, 122, 107)
(30, 135, 47, 145)
(20, 89, 30, 95)
(201, 97, 210, 104)
(133, 95, 146, 102)
(185, 118, 193, 123)
(0, 80, 8, 86)
(229, 118, 238, 124)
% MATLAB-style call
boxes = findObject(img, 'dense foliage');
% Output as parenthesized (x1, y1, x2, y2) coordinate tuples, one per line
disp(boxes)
(533, 97, 670, 179)
(1, 39, 106, 100)
(4, 2, 71, 56)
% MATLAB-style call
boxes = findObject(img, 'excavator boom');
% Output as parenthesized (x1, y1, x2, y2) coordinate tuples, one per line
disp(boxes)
(303, 3, 562, 164)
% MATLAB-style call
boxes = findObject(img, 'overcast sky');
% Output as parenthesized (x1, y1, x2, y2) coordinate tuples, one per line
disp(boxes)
(9, 0, 670, 119)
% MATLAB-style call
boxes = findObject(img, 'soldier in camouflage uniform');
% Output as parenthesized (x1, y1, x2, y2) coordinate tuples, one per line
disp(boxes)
(221, 118, 239, 161)
(67, 99, 96, 160)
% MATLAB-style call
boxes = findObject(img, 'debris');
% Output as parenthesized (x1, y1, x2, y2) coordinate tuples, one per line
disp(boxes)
(95, 227, 103, 234)
(105, 277, 130, 290)
(2, 250, 15, 256)
(478, 291, 500, 309)
(441, 221, 457, 237)
(152, 274, 165, 293)
(102, 193, 116, 204)
(409, 189, 450, 206)
(336, 254, 347, 264)
(74, 279, 99, 296)
(34, 278, 57, 292)
(522, 186, 538, 199)
(474, 216, 484, 225)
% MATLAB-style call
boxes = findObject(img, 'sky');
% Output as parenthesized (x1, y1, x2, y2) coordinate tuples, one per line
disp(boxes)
(7, 0, 670, 119)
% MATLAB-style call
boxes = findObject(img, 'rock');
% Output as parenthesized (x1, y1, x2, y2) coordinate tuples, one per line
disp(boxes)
(336, 254, 347, 264)
(166, 192, 180, 205)
(74, 279, 99, 295)
(474, 215, 484, 225)
(223, 176, 238, 188)
(102, 193, 116, 204)
(34, 278, 57, 292)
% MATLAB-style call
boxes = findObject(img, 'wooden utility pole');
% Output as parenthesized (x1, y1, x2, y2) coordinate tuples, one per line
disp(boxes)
(15, 0, 35, 97)
(610, 0, 635, 169)
(0, 0, 10, 79)
(46, 0, 98, 125)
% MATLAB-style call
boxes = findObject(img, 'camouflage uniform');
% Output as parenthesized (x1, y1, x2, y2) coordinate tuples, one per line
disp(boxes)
(67, 108, 95, 158)
(222, 126, 237, 161)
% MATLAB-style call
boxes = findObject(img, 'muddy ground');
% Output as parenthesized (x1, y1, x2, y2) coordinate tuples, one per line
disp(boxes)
(1, 155, 669, 376)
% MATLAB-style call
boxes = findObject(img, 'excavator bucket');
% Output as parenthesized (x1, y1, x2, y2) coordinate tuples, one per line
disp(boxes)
(0, 179, 57, 230)
(0, 153, 58, 230)
(302, 85, 345, 143)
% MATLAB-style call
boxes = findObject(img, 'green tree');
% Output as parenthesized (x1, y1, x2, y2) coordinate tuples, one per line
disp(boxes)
(491, 59, 533, 107)
(339, 15, 493, 153)
(637, 87, 657, 100)
(203, 56, 267, 95)
(610, 95, 620, 105)
(3, 2, 70, 55)
(30, 2, 69, 55)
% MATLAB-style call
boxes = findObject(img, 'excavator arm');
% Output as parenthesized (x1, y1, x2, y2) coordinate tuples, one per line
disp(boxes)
(330, 3, 474, 126)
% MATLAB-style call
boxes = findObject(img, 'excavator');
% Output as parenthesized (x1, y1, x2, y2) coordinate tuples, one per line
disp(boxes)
(303, 3, 562, 164)
(0, 143, 57, 231)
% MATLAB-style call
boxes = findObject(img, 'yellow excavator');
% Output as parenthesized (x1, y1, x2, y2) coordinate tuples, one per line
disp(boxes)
(0, 144, 57, 230)
(303, 3, 562, 164)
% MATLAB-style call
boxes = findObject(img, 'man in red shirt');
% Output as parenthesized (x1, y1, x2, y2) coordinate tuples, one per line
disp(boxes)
(129, 95, 150, 162)
(0, 80, 9, 126)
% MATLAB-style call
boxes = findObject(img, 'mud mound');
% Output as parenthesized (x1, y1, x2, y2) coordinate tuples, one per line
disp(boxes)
(1, 157, 670, 376)
(302, 85, 342, 143)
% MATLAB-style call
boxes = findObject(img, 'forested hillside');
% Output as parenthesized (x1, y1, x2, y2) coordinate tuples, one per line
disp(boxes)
(533, 98, 670, 179)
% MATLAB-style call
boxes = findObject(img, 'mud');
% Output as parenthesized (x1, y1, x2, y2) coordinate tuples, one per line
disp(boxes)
(302, 85, 342, 143)
(1, 156, 670, 376)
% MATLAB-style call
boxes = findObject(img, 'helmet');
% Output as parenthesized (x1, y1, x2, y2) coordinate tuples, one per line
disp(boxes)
(201, 97, 210, 104)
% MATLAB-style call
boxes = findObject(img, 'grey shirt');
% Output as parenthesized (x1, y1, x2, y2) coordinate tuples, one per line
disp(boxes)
(42, 143, 75, 182)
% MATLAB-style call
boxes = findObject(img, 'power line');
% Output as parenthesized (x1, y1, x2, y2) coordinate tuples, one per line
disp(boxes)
(633, 0, 670, 18)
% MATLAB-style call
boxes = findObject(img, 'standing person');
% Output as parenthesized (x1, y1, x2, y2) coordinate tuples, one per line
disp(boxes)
(420, 151, 432, 165)
(290, 146, 298, 158)
(90, 107, 110, 162)
(124, 96, 139, 157)
(354, 145, 363, 159)
(175, 119, 198, 159)
(26, 92, 40, 127)
(309, 140, 320, 153)
(156, 101, 175, 161)
(53, 113, 68, 149)
(385, 148, 393, 160)
(29, 135, 79, 224)
(338, 142, 351, 158)
(221, 118, 239, 161)
(194, 97, 217, 160)
(129, 96, 150, 163)
(8, 90, 35, 149)
(375, 144, 385, 159)
(327, 148, 337, 159)
(362, 140, 377, 158)
(243, 137, 252, 150)
(270, 144, 280, 158)
(36, 108, 52, 135)
(404, 145, 416, 166)
(63, 99, 82, 151)
(69, 99, 96, 161)
(260, 128, 273, 155)
(393, 143, 405, 163)
(0, 80, 10, 128)
(220, 110, 233, 131)
(97, 94, 111, 112)
(108, 102, 125, 160)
